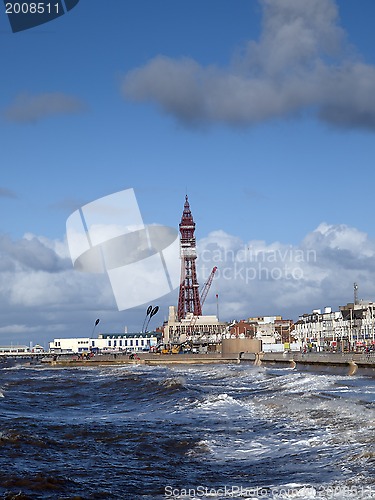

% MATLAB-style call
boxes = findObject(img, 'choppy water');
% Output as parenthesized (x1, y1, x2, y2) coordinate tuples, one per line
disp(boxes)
(0, 361, 374, 499)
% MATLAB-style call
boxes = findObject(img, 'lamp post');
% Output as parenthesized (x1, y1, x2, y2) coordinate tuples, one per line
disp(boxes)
(144, 306, 159, 333)
(91, 318, 100, 337)
(142, 305, 153, 333)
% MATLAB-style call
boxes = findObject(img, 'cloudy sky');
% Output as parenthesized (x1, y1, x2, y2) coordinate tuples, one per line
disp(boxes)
(1, 0, 375, 346)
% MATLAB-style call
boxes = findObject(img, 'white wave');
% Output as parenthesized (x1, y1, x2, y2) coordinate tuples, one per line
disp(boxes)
(195, 430, 330, 465)
(159, 376, 186, 389)
(1, 364, 27, 371)
(264, 372, 338, 394)
(186, 439, 213, 457)
(196, 392, 240, 409)
(268, 482, 375, 499)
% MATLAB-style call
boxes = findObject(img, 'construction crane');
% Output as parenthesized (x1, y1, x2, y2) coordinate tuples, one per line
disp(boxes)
(200, 266, 217, 308)
(188, 266, 217, 334)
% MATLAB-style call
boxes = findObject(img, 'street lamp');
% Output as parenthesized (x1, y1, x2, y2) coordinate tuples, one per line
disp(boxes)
(92, 318, 100, 337)
(144, 306, 159, 333)
(142, 305, 153, 333)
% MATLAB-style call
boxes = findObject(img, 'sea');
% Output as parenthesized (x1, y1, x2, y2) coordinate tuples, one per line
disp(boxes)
(0, 360, 374, 500)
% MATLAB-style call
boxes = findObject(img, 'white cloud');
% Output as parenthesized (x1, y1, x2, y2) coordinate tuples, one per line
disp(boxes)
(0, 233, 173, 346)
(302, 223, 375, 257)
(0, 234, 69, 273)
(0, 234, 115, 345)
(122, 0, 375, 130)
(1, 223, 375, 345)
(197, 223, 375, 320)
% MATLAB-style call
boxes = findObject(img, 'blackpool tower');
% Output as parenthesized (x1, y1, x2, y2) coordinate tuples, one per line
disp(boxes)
(177, 196, 202, 320)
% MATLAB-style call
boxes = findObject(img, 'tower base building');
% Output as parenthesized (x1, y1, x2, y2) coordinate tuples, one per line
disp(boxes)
(164, 306, 226, 347)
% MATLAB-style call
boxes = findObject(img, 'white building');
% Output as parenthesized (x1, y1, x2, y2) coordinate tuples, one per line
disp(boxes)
(254, 322, 278, 344)
(294, 307, 340, 350)
(294, 303, 375, 351)
(49, 332, 162, 354)
(0, 345, 30, 355)
(245, 315, 296, 346)
(165, 306, 227, 344)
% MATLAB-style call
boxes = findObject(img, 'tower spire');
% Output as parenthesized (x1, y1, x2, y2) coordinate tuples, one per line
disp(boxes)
(177, 195, 202, 320)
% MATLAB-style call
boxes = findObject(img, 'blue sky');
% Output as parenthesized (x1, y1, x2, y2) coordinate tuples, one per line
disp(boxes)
(2, 0, 375, 345)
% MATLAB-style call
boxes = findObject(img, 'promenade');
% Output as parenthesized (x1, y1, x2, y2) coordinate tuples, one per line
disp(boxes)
(48, 350, 375, 375)
(2, 351, 374, 376)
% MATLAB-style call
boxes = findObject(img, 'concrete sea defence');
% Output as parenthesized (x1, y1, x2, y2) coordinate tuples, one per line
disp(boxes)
(241, 351, 375, 376)
(36, 351, 375, 376)
(44, 352, 236, 367)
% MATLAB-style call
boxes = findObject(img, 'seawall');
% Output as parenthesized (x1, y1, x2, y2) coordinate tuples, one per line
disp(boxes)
(240, 351, 375, 376)
(24, 351, 375, 376)
(41, 352, 236, 368)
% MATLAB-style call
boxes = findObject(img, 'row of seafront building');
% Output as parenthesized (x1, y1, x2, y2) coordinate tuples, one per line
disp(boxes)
(3, 300, 375, 356)
(294, 301, 375, 351)
(163, 301, 375, 352)
(48, 300, 375, 355)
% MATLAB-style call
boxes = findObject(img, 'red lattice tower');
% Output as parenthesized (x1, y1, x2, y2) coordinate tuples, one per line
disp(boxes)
(177, 195, 202, 320)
